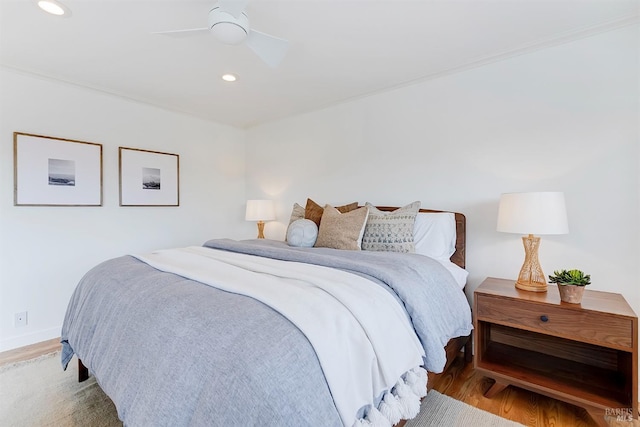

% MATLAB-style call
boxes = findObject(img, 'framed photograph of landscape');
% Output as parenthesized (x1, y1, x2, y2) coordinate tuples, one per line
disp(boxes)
(13, 132, 103, 206)
(119, 147, 179, 207)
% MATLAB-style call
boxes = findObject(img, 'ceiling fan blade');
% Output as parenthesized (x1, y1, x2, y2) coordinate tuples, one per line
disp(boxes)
(218, 0, 249, 19)
(246, 29, 289, 68)
(153, 28, 209, 38)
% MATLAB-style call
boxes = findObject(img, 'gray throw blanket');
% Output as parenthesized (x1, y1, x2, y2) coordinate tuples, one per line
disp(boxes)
(61, 239, 472, 426)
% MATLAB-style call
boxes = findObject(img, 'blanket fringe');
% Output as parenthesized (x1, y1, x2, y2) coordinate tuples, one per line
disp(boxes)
(378, 391, 403, 425)
(352, 367, 428, 427)
(404, 367, 428, 398)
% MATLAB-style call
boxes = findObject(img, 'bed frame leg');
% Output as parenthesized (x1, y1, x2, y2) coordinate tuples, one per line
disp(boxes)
(464, 333, 473, 364)
(78, 358, 89, 382)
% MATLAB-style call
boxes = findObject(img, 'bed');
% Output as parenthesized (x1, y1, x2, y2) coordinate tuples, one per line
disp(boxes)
(61, 203, 473, 427)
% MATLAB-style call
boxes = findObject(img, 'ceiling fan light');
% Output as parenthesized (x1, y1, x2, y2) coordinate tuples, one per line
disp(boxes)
(36, 0, 70, 16)
(211, 22, 247, 45)
(208, 7, 249, 45)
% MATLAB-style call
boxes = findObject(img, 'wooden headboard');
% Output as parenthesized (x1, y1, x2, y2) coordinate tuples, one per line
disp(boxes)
(373, 206, 466, 269)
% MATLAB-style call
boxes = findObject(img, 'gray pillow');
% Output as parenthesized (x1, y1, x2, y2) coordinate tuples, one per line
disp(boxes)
(287, 202, 305, 226)
(286, 219, 318, 247)
(361, 201, 421, 252)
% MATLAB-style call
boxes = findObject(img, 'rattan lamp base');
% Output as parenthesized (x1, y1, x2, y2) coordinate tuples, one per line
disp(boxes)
(515, 280, 548, 292)
(514, 234, 548, 292)
(256, 220, 266, 239)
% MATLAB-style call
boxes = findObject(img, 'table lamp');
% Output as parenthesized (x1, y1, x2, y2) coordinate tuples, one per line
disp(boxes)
(245, 199, 275, 239)
(497, 192, 568, 292)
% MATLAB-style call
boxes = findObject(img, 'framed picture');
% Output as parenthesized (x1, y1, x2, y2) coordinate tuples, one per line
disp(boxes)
(14, 132, 103, 206)
(119, 147, 179, 206)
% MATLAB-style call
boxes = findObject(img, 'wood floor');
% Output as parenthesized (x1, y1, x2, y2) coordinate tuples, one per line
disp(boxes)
(1, 341, 637, 426)
(0, 337, 60, 366)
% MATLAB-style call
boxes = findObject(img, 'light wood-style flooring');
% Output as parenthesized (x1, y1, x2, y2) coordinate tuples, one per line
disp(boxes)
(1, 341, 637, 426)
(0, 337, 60, 366)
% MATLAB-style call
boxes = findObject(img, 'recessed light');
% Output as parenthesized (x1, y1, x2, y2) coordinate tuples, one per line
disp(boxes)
(222, 74, 237, 82)
(36, 0, 71, 17)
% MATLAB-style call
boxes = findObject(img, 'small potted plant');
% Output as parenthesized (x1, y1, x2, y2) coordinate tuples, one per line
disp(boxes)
(548, 269, 591, 304)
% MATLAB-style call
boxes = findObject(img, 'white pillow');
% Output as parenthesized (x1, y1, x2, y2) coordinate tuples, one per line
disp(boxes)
(286, 219, 318, 247)
(438, 260, 469, 289)
(413, 212, 457, 260)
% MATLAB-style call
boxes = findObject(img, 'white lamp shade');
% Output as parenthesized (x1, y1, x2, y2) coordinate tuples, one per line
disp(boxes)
(245, 200, 275, 221)
(497, 192, 569, 235)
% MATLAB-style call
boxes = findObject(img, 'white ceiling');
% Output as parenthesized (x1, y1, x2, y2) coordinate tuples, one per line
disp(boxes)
(1, 0, 638, 129)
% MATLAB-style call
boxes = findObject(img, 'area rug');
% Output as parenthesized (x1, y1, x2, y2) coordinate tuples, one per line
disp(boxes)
(0, 352, 121, 427)
(1, 351, 523, 427)
(406, 390, 524, 427)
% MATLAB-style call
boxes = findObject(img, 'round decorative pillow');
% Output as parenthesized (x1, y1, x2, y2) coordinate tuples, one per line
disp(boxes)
(286, 219, 318, 247)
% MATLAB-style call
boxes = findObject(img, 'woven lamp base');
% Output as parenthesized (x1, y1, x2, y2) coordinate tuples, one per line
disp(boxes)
(514, 234, 548, 293)
(256, 221, 266, 239)
(515, 280, 548, 292)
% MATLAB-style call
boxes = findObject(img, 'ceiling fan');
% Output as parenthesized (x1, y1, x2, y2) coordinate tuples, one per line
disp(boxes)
(154, 0, 289, 68)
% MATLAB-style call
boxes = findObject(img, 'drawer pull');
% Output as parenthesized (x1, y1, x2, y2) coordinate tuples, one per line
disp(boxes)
(540, 315, 549, 322)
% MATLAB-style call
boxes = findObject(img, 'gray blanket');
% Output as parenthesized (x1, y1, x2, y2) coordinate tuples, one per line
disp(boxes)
(61, 239, 472, 426)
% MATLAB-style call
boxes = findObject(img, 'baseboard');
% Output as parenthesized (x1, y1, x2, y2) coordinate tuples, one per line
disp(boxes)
(0, 326, 61, 353)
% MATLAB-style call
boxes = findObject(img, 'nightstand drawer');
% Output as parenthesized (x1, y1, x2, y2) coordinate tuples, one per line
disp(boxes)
(476, 294, 633, 349)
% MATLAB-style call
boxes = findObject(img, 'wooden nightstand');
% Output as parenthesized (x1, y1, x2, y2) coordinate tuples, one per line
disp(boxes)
(474, 277, 638, 426)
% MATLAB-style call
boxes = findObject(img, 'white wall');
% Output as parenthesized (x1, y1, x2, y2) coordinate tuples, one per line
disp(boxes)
(245, 24, 640, 320)
(0, 68, 248, 351)
(1, 23, 638, 363)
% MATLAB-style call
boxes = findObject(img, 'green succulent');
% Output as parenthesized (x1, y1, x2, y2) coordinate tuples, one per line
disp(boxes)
(548, 269, 591, 286)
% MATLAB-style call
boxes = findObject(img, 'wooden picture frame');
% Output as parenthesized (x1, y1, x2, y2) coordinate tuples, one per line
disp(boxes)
(119, 147, 179, 207)
(13, 132, 103, 206)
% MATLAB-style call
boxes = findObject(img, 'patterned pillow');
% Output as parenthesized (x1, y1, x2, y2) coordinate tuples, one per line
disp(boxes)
(314, 205, 369, 250)
(361, 201, 421, 252)
(304, 198, 359, 227)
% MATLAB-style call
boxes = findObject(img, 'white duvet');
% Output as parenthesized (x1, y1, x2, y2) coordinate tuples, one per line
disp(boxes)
(135, 246, 427, 427)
